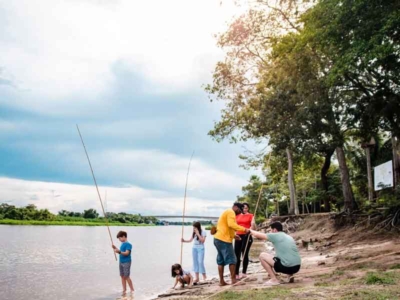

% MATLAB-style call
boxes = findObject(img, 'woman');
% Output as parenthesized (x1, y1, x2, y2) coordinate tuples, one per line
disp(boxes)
(234, 202, 256, 279)
(181, 222, 207, 283)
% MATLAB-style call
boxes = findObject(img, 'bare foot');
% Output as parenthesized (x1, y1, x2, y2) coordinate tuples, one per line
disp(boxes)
(202, 275, 207, 281)
(219, 281, 229, 286)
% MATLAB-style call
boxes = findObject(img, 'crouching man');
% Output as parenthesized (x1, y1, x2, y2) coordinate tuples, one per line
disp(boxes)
(250, 222, 301, 286)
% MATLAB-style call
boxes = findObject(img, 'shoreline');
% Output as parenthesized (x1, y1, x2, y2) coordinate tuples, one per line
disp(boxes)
(0, 219, 156, 226)
(153, 215, 400, 300)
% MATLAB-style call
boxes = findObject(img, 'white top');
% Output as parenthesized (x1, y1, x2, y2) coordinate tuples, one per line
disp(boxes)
(193, 230, 207, 248)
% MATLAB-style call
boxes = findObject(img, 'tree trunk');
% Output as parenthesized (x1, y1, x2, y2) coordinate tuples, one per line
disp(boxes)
(336, 146, 355, 213)
(321, 150, 334, 212)
(392, 135, 400, 188)
(286, 148, 298, 215)
(365, 147, 374, 202)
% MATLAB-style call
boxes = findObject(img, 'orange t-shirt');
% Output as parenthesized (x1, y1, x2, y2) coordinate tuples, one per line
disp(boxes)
(236, 213, 254, 235)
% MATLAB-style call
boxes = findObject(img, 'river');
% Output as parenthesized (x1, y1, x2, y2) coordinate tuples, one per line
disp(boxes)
(0, 225, 218, 300)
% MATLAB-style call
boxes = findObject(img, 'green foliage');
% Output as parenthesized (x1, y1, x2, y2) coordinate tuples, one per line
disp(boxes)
(207, 0, 400, 214)
(0, 203, 158, 225)
(365, 272, 396, 285)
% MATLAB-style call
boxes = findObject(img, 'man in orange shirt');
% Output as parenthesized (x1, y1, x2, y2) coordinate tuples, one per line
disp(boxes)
(213, 202, 249, 286)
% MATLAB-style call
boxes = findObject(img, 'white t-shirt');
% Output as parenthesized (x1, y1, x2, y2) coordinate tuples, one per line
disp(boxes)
(193, 230, 207, 248)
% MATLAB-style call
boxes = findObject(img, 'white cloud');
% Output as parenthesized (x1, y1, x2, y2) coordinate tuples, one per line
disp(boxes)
(0, 176, 233, 216)
(0, 0, 243, 110)
(17, 142, 248, 198)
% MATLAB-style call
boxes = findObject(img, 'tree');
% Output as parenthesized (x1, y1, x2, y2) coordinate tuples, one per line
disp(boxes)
(83, 209, 99, 219)
(302, 0, 400, 187)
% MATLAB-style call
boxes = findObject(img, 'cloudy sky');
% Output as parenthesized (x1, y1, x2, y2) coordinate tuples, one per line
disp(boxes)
(0, 0, 261, 217)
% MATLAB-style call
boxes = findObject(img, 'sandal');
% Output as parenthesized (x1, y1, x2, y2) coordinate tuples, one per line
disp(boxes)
(265, 279, 280, 286)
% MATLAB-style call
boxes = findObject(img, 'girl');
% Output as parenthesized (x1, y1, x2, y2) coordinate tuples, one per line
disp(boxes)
(171, 263, 193, 289)
(234, 202, 256, 279)
(181, 222, 207, 283)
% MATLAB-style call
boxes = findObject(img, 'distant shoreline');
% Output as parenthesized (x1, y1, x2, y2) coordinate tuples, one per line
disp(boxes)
(0, 219, 156, 226)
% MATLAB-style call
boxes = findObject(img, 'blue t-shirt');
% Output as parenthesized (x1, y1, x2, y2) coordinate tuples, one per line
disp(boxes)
(119, 241, 132, 263)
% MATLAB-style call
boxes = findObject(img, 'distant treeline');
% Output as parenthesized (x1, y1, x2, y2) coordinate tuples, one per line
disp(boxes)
(0, 203, 158, 225)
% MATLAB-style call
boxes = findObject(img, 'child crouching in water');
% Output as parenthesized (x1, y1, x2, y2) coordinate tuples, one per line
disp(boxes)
(171, 263, 193, 289)
(112, 231, 134, 296)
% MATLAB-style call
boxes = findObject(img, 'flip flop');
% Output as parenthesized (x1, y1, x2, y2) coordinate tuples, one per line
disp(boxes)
(265, 280, 281, 286)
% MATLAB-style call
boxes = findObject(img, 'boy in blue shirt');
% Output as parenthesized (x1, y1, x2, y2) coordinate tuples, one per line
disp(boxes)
(112, 231, 134, 296)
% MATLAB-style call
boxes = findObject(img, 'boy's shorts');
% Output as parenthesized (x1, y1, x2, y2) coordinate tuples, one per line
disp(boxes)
(214, 238, 236, 266)
(273, 257, 300, 275)
(119, 262, 131, 277)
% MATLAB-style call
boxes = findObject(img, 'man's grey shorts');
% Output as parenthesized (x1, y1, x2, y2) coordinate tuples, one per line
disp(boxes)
(119, 262, 131, 277)
(214, 238, 237, 266)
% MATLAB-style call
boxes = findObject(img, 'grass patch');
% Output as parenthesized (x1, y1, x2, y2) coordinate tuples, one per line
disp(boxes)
(342, 289, 400, 300)
(212, 287, 292, 300)
(365, 272, 395, 285)
(389, 263, 400, 270)
(0, 219, 154, 226)
(314, 281, 330, 287)
(333, 270, 345, 276)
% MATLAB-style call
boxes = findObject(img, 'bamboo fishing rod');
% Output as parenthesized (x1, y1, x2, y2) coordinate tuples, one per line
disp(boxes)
(180, 151, 195, 266)
(76, 124, 117, 261)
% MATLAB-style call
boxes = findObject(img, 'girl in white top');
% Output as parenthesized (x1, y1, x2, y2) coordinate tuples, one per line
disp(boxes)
(181, 222, 207, 283)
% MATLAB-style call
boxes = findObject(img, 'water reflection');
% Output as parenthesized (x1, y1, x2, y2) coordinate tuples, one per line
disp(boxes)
(0, 225, 218, 300)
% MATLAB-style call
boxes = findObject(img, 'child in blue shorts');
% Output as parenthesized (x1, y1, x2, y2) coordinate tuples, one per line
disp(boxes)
(112, 231, 134, 296)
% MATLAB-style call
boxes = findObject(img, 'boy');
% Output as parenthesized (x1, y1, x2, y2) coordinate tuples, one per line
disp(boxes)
(250, 222, 301, 286)
(112, 231, 134, 296)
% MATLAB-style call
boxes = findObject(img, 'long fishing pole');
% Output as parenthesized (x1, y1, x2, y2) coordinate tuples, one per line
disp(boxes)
(242, 152, 272, 261)
(180, 151, 195, 265)
(76, 124, 117, 261)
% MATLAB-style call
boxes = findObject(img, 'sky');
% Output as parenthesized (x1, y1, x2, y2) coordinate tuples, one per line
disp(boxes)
(0, 0, 262, 217)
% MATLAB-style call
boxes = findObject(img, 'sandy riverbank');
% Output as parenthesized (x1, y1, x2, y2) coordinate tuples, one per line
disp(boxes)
(153, 214, 400, 300)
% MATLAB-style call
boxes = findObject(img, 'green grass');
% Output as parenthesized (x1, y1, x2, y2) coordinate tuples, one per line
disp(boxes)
(314, 281, 330, 287)
(333, 270, 345, 276)
(0, 219, 154, 226)
(212, 287, 292, 300)
(342, 289, 400, 300)
(365, 272, 396, 285)
(389, 263, 400, 270)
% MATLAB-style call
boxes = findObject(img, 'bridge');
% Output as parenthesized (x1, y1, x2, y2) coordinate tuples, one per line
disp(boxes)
(149, 215, 219, 220)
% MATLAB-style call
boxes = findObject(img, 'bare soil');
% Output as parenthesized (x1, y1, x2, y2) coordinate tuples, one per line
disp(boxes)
(154, 214, 400, 300)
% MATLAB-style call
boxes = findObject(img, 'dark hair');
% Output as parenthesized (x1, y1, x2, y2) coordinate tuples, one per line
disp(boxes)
(233, 202, 244, 212)
(171, 263, 183, 277)
(192, 222, 202, 240)
(116, 231, 127, 238)
(270, 222, 283, 232)
(242, 202, 250, 211)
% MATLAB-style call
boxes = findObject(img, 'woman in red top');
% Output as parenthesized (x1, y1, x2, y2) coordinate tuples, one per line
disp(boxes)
(234, 202, 256, 279)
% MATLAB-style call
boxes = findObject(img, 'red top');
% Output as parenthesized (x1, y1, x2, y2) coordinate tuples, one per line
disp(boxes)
(236, 213, 254, 235)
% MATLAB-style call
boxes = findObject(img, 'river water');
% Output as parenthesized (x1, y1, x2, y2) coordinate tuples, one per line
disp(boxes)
(0, 225, 219, 300)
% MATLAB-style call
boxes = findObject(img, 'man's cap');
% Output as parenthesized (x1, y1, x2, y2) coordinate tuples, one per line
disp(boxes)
(233, 202, 244, 213)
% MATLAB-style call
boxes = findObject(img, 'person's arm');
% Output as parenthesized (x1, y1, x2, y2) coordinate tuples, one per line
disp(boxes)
(181, 236, 194, 243)
(120, 249, 131, 256)
(116, 243, 132, 256)
(172, 277, 179, 289)
(250, 229, 268, 241)
(227, 211, 247, 232)
(195, 229, 206, 243)
(250, 215, 257, 230)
